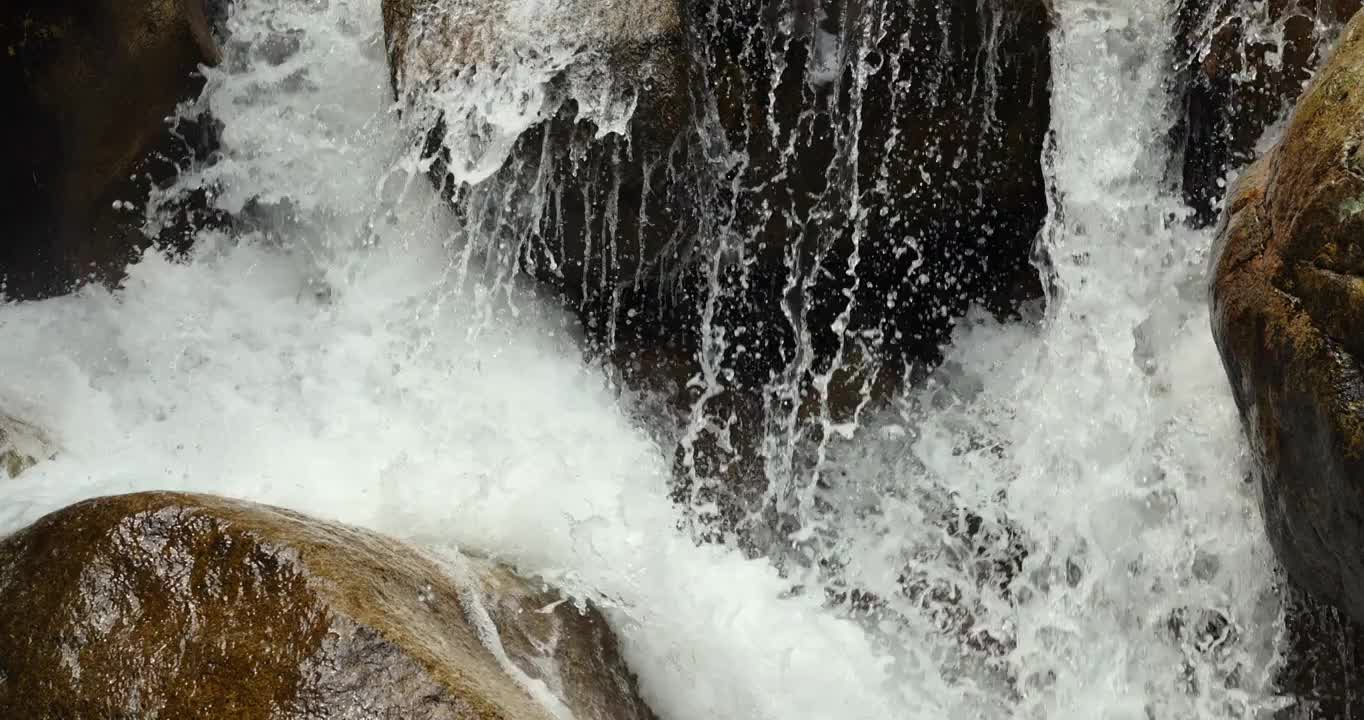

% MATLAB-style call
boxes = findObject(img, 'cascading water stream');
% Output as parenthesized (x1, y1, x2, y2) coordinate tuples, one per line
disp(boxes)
(775, 2, 1289, 716)
(994, 0, 1282, 714)
(0, 0, 1330, 717)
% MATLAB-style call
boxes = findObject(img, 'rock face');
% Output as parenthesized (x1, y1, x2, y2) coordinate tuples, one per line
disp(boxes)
(690, 0, 1051, 370)
(1277, 585, 1364, 719)
(382, 0, 1051, 365)
(381, 0, 692, 351)
(667, 0, 1053, 539)
(0, 492, 657, 720)
(383, 0, 681, 88)
(1174, 0, 1362, 225)
(0, 0, 223, 300)
(384, 0, 1054, 541)
(1210, 11, 1364, 624)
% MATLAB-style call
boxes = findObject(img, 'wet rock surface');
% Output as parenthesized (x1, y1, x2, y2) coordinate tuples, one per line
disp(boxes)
(390, 0, 1054, 543)
(0, 0, 224, 300)
(0, 415, 55, 480)
(1174, 0, 1362, 224)
(1278, 584, 1364, 719)
(0, 491, 657, 720)
(382, 0, 1052, 366)
(381, 0, 692, 348)
(690, 0, 1052, 370)
(665, 0, 1053, 539)
(1211, 7, 1364, 627)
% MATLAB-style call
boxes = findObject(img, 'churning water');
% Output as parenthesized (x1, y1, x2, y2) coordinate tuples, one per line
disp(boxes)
(0, 0, 1310, 717)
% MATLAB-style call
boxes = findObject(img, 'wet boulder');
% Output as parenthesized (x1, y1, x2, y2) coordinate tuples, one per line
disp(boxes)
(0, 0, 224, 300)
(383, 0, 1054, 369)
(1210, 10, 1364, 623)
(0, 414, 55, 480)
(384, 0, 1056, 543)
(1174, 0, 1362, 224)
(688, 0, 1052, 377)
(666, 0, 1053, 540)
(381, 0, 693, 346)
(1276, 585, 1364, 719)
(0, 491, 657, 720)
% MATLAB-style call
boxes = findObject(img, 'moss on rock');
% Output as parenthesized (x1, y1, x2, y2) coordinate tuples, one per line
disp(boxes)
(1211, 8, 1364, 625)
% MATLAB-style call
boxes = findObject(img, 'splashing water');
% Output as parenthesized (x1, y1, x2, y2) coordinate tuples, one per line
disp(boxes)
(0, 0, 1309, 717)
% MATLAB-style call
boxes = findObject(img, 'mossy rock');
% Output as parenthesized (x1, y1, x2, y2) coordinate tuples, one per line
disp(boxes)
(0, 450, 34, 480)
(1211, 10, 1364, 622)
(0, 491, 657, 720)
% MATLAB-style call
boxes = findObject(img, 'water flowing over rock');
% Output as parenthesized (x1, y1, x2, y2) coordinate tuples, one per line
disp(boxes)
(0, 0, 1330, 715)
(0, 414, 55, 480)
(0, 492, 657, 720)
(671, 0, 1054, 541)
(1210, 7, 1364, 626)
(1173, 0, 1361, 224)
(381, 0, 692, 349)
(383, 0, 1055, 542)
(0, 0, 224, 300)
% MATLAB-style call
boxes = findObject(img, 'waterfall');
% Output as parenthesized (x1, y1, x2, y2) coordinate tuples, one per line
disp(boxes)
(0, 0, 1337, 716)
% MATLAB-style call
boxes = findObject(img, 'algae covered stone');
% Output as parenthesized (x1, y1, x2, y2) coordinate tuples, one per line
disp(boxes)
(1210, 10, 1364, 624)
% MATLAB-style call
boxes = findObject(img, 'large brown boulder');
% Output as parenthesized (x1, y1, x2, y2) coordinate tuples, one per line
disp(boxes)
(1175, 0, 1362, 224)
(0, 492, 657, 720)
(0, 0, 224, 300)
(1210, 10, 1364, 622)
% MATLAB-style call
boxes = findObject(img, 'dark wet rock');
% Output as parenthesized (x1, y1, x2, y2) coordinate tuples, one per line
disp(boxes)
(383, 0, 1053, 543)
(690, 0, 1052, 370)
(1173, 0, 1362, 225)
(0, 415, 54, 480)
(0, 491, 657, 720)
(382, 0, 1051, 368)
(1211, 9, 1364, 626)
(0, 0, 225, 300)
(1277, 583, 1364, 719)
(381, 0, 692, 351)
(667, 0, 1052, 540)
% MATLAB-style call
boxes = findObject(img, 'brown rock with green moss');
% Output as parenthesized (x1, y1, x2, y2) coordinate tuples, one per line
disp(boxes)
(0, 491, 657, 720)
(0, 0, 223, 299)
(1174, 0, 1362, 224)
(1210, 10, 1364, 623)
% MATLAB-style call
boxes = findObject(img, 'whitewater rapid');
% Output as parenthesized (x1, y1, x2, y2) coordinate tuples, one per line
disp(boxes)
(0, 0, 1294, 718)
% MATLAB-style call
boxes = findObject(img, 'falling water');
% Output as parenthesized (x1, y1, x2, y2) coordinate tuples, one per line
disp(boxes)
(0, 0, 1349, 717)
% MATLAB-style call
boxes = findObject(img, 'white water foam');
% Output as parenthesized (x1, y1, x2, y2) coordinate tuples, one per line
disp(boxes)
(0, 0, 1298, 718)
